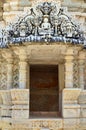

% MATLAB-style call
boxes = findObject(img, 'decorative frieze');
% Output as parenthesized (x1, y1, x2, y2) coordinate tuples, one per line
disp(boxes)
(63, 118, 80, 129)
(11, 119, 63, 129)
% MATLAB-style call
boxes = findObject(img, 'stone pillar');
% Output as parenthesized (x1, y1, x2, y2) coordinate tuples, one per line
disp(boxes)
(26, 63, 30, 89)
(78, 51, 85, 90)
(7, 59, 13, 89)
(2, 50, 13, 89)
(12, 47, 28, 89)
(65, 47, 74, 88)
(0, 58, 2, 89)
(19, 60, 27, 89)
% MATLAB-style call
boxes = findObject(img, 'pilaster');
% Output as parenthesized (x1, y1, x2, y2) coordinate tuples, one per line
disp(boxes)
(6, 59, 13, 89)
(2, 49, 13, 90)
(12, 47, 28, 89)
(1, 57, 7, 90)
(65, 47, 74, 88)
(78, 51, 86, 90)
(19, 59, 28, 89)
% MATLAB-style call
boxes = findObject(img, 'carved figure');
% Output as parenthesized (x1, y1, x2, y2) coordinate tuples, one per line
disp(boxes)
(0, 2, 85, 47)
(41, 18, 51, 30)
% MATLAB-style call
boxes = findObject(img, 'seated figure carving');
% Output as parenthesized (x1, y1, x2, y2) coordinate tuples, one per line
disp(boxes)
(38, 17, 53, 35)
(19, 22, 27, 37)
(41, 18, 51, 30)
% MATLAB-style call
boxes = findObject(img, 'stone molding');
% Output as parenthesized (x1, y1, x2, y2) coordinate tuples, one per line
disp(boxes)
(63, 88, 81, 118)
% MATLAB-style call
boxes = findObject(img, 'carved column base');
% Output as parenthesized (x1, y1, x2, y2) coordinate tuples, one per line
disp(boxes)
(63, 88, 81, 118)
(1, 105, 12, 117)
(0, 90, 12, 117)
(79, 90, 86, 118)
(12, 105, 29, 119)
(11, 89, 29, 119)
(63, 104, 80, 118)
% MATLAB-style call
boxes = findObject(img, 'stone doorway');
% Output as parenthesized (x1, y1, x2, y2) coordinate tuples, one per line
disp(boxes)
(30, 65, 59, 117)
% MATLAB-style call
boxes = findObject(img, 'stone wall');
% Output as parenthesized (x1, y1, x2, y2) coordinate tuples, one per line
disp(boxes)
(0, 44, 86, 130)
(0, 88, 86, 130)
(0, 0, 86, 130)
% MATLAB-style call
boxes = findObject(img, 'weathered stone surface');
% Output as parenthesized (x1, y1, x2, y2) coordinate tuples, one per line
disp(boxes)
(12, 105, 29, 119)
(63, 88, 81, 118)
(63, 88, 81, 104)
(11, 89, 29, 105)
(63, 118, 80, 129)
(0, 0, 86, 130)
(63, 104, 80, 118)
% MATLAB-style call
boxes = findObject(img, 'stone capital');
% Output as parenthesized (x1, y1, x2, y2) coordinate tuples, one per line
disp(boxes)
(66, 47, 74, 55)
(78, 51, 86, 60)
(1, 49, 13, 61)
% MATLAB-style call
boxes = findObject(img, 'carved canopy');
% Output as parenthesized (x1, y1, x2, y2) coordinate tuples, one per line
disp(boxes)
(0, 2, 85, 48)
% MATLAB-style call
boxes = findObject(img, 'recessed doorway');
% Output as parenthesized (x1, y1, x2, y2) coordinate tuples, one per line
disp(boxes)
(30, 65, 59, 118)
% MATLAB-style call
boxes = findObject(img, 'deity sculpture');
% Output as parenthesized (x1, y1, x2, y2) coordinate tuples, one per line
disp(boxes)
(66, 22, 73, 37)
(0, 2, 84, 47)
(38, 17, 53, 36)
(19, 22, 27, 37)
(41, 17, 51, 30)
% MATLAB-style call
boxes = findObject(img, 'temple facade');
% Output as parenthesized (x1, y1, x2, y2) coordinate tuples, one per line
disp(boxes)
(0, 0, 86, 130)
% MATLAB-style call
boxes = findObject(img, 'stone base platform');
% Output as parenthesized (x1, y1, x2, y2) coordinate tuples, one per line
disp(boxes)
(0, 118, 86, 130)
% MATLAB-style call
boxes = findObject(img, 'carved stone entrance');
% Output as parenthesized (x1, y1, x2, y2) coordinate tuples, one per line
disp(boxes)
(30, 65, 59, 117)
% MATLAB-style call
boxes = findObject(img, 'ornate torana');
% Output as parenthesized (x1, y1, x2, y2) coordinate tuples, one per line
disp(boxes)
(0, 2, 85, 48)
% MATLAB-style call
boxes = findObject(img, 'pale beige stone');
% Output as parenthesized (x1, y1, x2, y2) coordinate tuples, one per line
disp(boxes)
(63, 88, 81, 104)
(11, 89, 29, 105)
(12, 105, 29, 119)
(0, 0, 85, 130)
(63, 104, 80, 118)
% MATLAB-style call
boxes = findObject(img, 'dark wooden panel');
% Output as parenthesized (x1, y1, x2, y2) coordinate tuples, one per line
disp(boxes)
(30, 65, 59, 116)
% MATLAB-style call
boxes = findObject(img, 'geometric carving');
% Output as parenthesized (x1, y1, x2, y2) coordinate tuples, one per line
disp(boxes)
(13, 59, 19, 88)
(64, 119, 80, 129)
(11, 119, 63, 129)
(73, 59, 79, 88)
(0, 61, 7, 90)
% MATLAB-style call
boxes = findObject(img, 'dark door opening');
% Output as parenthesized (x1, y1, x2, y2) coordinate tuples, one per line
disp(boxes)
(30, 65, 59, 118)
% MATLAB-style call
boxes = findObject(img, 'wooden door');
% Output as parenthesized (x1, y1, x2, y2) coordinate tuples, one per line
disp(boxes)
(30, 65, 59, 117)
